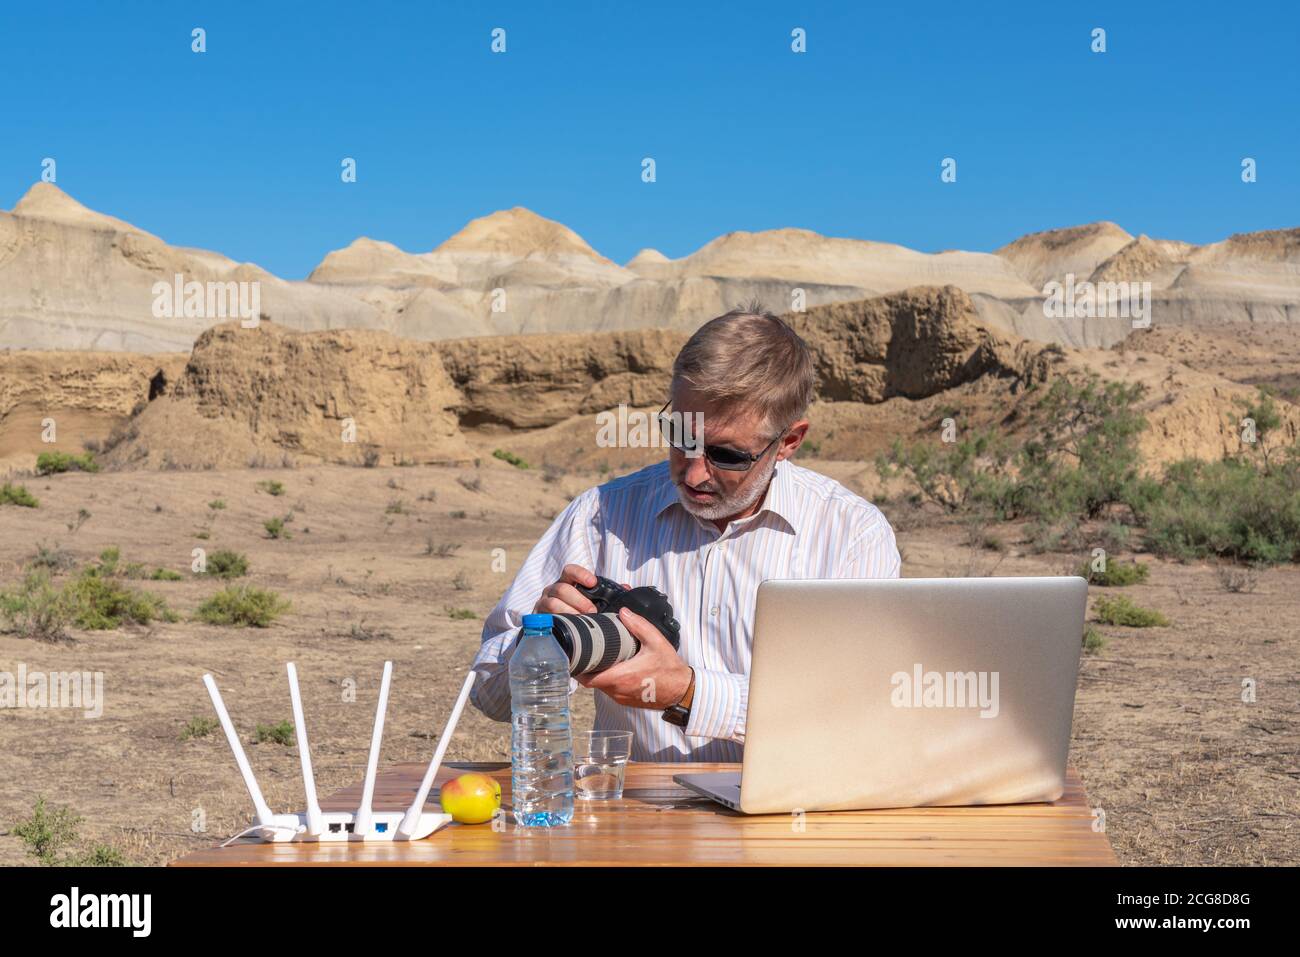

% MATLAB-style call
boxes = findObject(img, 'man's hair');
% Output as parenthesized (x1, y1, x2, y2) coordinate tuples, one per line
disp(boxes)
(672, 300, 815, 437)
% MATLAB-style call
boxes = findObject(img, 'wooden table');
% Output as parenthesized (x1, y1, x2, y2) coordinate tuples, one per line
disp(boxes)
(171, 762, 1117, 866)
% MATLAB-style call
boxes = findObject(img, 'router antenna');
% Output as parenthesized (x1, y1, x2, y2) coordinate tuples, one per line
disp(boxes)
(285, 662, 324, 835)
(399, 668, 479, 836)
(202, 674, 275, 826)
(353, 660, 393, 835)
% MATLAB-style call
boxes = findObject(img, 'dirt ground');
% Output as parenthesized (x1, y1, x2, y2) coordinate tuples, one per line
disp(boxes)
(0, 458, 1296, 866)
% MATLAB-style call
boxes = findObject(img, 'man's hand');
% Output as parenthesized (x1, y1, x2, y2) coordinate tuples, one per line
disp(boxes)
(577, 606, 692, 710)
(534, 564, 600, 615)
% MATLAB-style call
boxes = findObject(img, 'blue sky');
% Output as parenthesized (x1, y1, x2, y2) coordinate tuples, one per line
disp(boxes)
(2, 1, 1296, 278)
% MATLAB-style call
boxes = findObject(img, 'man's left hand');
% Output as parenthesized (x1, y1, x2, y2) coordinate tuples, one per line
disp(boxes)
(576, 606, 691, 709)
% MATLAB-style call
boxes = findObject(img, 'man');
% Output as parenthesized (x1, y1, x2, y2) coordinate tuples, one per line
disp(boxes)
(469, 305, 900, 761)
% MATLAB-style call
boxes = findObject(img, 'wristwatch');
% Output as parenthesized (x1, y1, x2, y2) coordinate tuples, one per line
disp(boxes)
(662, 668, 695, 727)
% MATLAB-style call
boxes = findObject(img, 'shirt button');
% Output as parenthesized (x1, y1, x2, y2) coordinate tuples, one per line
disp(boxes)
(710, 606, 720, 616)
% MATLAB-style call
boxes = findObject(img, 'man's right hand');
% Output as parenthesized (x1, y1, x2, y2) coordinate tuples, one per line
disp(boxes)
(533, 564, 600, 616)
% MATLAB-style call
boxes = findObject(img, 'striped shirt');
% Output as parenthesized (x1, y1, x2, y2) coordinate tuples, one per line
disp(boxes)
(469, 458, 901, 762)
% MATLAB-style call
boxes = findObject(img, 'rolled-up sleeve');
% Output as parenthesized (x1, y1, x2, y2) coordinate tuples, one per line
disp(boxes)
(469, 489, 598, 721)
(682, 667, 748, 744)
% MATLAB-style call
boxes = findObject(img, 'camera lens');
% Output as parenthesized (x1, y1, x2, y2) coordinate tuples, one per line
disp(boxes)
(548, 613, 640, 676)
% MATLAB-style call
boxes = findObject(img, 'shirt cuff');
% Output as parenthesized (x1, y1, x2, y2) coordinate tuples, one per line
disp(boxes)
(682, 668, 748, 743)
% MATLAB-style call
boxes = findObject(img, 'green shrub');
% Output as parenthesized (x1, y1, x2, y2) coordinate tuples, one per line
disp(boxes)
(1093, 595, 1168, 628)
(263, 516, 291, 539)
(493, 448, 529, 469)
(0, 482, 39, 507)
(446, 606, 477, 620)
(68, 845, 128, 866)
(1139, 454, 1300, 565)
(1082, 626, 1107, 655)
(876, 429, 1018, 516)
(0, 570, 73, 641)
(149, 568, 184, 581)
(1078, 559, 1150, 587)
(12, 797, 81, 864)
(255, 720, 294, 745)
(208, 499, 227, 510)
(2, 558, 174, 634)
(11, 797, 127, 866)
(1015, 377, 1156, 520)
(1238, 388, 1285, 472)
(64, 572, 175, 629)
(28, 544, 75, 571)
(84, 547, 122, 577)
(204, 549, 249, 579)
(256, 480, 285, 496)
(1026, 518, 1084, 554)
(1095, 522, 1132, 553)
(195, 585, 289, 627)
(180, 716, 220, 741)
(35, 451, 99, 475)
(877, 376, 1157, 523)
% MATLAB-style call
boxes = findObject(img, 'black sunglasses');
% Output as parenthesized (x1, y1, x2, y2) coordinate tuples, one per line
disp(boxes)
(657, 401, 784, 472)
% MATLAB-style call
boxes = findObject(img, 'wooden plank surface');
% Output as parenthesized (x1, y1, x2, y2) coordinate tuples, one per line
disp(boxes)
(171, 762, 1117, 866)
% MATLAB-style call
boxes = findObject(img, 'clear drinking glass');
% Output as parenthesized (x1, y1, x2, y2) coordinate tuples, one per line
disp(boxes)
(573, 730, 634, 800)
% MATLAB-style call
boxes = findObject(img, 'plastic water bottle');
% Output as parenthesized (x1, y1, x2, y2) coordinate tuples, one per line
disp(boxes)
(509, 613, 574, 826)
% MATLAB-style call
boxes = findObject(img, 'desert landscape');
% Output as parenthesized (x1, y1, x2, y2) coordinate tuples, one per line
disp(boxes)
(1, 183, 1298, 866)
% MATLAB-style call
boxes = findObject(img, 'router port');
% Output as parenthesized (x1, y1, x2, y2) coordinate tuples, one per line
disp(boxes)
(375, 822, 388, 833)
(328, 823, 342, 833)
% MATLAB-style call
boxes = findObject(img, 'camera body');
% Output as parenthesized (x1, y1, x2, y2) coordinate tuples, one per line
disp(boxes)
(545, 576, 681, 676)
(576, 576, 681, 647)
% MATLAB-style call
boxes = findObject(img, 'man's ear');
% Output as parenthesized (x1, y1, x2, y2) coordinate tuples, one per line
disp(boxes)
(775, 419, 809, 462)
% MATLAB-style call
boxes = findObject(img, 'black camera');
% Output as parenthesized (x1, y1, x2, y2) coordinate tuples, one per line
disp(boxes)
(545, 576, 681, 676)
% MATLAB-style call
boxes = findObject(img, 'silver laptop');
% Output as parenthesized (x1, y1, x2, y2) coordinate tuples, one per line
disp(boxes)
(674, 577, 1087, 814)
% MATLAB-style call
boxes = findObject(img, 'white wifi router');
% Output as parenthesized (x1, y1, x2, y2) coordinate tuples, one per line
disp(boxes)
(202, 661, 479, 844)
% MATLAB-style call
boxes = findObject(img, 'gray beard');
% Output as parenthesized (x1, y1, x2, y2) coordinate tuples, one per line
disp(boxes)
(675, 453, 779, 522)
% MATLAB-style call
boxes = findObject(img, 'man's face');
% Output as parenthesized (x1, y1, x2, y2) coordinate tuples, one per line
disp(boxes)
(667, 385, 786, 521)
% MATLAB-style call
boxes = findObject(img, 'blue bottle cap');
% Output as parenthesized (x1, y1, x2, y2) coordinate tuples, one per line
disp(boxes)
(521, 613, 554, 630)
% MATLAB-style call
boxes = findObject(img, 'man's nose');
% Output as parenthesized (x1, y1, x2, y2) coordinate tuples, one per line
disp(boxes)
(682, 450, 713, 486)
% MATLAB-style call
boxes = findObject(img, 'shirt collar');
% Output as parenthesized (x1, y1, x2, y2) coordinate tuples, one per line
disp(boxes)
(654, 459, 798, 533)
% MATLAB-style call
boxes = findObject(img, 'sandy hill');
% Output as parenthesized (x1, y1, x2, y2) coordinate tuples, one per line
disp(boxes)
(3, 183, 1300, 355)
(2, 285, 1281, 476)
(13, 181, 149, 234)
(0, 184, 376, 353)
(643, 228, 1039, 300)
(989, 220, 1300, 346)
(436, 207, 612, 261)
(995, 221, 1135, 289)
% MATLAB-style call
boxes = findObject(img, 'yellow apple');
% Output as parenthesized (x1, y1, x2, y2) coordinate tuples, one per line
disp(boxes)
(438, 772, 502, 824)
